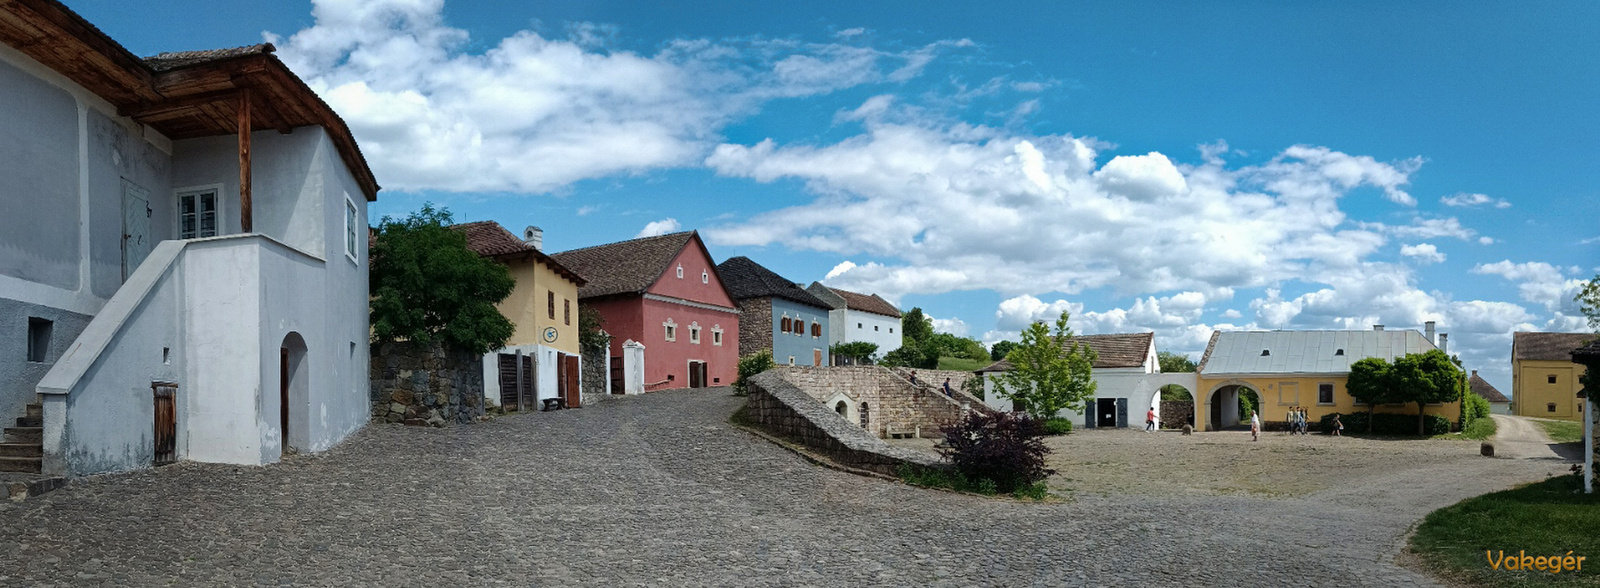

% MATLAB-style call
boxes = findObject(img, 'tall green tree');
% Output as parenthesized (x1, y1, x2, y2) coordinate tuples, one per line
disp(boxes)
(829, 341, 879, 364)
(369, 204, 515, 355)
(990, 340, 1019, 361)
(1578, 275, 1600, 333)
(1157, 351, 1196, 373)
(901, 307, 934, 344)
(1392, 349, 1464, 435)
(993, 311, 1097, 419)
(1346, 357, 1395, 434)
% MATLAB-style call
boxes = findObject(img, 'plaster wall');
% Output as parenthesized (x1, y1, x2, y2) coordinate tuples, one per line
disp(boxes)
(1194, 373, 1462, 431)
(770, 297, 829, 366)
(622, 340, 645, 395)
(840, 310, 902, 355)
(481, 342, 580, 407)
(980, 368, 1196, 427)
(170, 129, 326, 255)
(640, 297, 738, 389)
(648, 241, 735, 308)
(1512, 360, 1586, 421)
(497, 258, 580, 355)
(590, 297, 644, 362)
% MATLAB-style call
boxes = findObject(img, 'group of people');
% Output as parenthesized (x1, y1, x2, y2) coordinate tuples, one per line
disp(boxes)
(1245, 408, 1343, 440)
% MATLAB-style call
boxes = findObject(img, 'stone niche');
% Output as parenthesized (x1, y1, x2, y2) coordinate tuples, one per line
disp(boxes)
(370, 341, 485, 426)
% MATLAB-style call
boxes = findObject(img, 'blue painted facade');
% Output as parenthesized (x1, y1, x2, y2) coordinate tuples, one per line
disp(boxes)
(770, 297, 831, 366)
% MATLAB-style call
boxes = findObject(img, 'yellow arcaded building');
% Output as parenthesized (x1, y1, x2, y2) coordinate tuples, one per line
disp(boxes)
(1511, 332, 1592, 422)
(1194, 324, 1459, 431)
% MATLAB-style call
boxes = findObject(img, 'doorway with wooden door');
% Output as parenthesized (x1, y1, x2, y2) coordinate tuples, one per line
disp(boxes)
(497, 352, 534, 411)
(687, 361, 708, 388)
(279, 332, 308, 457)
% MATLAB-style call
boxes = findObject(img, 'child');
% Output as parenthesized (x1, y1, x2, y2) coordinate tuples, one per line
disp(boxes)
(1331, 414, 1344, 437)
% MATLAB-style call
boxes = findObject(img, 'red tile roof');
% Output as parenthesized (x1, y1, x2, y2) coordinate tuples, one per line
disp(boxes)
(551, 231, 704, 300)
(978, 332, 1155, 372)
(451, 221, 585, 286)
(1468, 372, 1509, 404)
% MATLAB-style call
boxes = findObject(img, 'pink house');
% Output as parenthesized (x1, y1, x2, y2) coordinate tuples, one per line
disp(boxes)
(551, 232, 739, 391)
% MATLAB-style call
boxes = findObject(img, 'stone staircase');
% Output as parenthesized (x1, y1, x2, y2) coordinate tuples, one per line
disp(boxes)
(0, 401, 43, 474)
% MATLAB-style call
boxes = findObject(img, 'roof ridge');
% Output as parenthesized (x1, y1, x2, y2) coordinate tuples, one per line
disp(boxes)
(553, 230, 694, 256)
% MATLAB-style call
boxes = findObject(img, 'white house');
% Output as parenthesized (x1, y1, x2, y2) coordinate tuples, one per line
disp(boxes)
(2, 1, 378, 477)
(977, 333, 1196, 428)
(805, 283, 902, 363)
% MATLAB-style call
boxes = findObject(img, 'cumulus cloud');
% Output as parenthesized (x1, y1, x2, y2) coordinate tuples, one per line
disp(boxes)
(1399, 243, 1445, 263)
(267, 0, 971, 193)
(1471, 260, 1587, 312)
(930, 315, 969, 337)
(635, 218, 682, 237)
(1440, 192, 1510, 208)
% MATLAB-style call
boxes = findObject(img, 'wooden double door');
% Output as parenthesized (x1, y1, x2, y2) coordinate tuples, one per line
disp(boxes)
(687, 361, 709, 388)
(498, 353, 535, 411)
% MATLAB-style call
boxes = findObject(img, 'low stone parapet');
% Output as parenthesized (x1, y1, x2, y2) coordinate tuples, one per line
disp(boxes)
(745, 371, 944, 476)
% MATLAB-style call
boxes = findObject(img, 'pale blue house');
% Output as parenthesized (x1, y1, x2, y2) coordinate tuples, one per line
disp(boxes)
(716, 257, 832, 366)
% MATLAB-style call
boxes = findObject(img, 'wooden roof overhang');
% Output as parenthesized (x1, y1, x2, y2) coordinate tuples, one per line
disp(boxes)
(0, 0, 379, 201)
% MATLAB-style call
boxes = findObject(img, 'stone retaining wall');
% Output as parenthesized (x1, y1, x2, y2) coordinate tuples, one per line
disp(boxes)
(745, 371, 944, 476)
(770, 366, 982, 439)
(370, 341, 484, 426)
(581, 345, 610, 405)
(1160, 401, 1194, 428)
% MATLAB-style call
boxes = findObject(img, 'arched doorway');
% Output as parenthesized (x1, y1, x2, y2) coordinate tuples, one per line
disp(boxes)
(1206, 383, 1245, 431)
(835, 401, 848, 416)
(1159, 384, 1194, 429)
(280, 332, 309, 457)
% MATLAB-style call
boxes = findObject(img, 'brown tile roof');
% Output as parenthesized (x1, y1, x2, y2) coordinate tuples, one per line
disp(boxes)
(716, 257, 830, 309)
(1512, 332, 1597, 362)
(820, 286, 901, 318)
(977, 332, 1155, 372)
(550, 231, 699, 299)
(1196, 331, 1222, 372)
(451, 221, 585, 286)
(1468, 372, 1509, 404)
(144, 44, 274, 72)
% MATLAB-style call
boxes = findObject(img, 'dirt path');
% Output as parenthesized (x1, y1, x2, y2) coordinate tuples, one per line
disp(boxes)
(1489, 414, 1582, 461)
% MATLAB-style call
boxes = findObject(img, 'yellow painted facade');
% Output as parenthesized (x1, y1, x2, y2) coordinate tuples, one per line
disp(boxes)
(1512, 360, 1587, 421)
(1194, 374, 1461, 431)
(498, 258, 581, 356)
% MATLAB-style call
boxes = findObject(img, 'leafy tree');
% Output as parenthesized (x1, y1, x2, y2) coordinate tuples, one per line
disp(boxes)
(993, 311, 1097, 419)
(732, 349, 775, 396)
(829, 341, 879, 364)
(901, 307, 935, 344)
(1159, 385, 1192, 401)
(578, 305, 610, 353)
(990, 340, 1019, 361)
(1237, 387, 1259, 421)
(927, 332, 988, 361)
(881, 344, 937, 369)
(1157, 351, 1196, 373)
(370, 204, 514, 355)
(1345, 357, 1395, 434)
(1578, 275, 1600, 333)
(1392, 349, 1463, 435)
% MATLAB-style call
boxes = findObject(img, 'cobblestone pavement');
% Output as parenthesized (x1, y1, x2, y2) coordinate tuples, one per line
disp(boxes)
(0, 389, 1566, 587)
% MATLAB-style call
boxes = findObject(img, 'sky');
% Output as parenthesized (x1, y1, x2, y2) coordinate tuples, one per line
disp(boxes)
(67, 0, 1598, 393)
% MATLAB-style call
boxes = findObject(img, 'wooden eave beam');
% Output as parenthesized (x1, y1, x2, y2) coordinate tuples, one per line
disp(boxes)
(118, 88, 239, 119)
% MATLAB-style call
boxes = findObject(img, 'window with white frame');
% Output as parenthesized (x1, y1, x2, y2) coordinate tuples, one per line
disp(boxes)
(344, 195, 360, 262)
(676, 264, 684, 279)
(177, 188, 220, 239)
(701, 270, 709, 284)
(689, 322, 701, 344)
(711, 325, 723, 346)
(663, 318, 677, 341)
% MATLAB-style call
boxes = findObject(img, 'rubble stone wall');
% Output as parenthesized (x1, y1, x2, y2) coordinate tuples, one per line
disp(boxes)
(370, 341, 484, 426)
(744, 371, 944, 476)
(767, 366, 984, 439)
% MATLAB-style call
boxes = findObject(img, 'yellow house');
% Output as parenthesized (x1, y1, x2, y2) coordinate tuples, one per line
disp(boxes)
(1194, 326, 1460, 431)
(457, 222, 588, 412)
(1511, 332, 1591, 422)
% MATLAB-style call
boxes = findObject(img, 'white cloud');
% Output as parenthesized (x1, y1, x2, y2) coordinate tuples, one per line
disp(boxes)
(635, 218, 682, 238)
(576, 205, 598, 216)
(1093, 152, 1188, 201)
(1361, 217, 1478, 241)
(1440, 192, 1510, 208)
(1478, 236, 1495, 245)
(1399, 243, 1445, 263)
(268, 0, 970, 193)
(1471, 260, 1585, 312)
(930, 315, 970, 337)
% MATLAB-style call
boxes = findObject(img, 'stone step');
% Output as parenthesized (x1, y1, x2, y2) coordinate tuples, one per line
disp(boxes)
(25, 403, 42, 420)
(0, 456, 41, 474)
(15, 416, 41, 427)
(0, 444, 41, 458)
(3, 427, 41, 445)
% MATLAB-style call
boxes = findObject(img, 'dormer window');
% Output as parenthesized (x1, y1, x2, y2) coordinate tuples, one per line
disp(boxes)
(1260, 350, 1270, 356)
(676, 264, 684, 279)
(1334, 349, 1344, 356)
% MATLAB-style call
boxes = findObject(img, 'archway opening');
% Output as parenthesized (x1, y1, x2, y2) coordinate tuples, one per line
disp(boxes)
(1158, 384, 1194, 429)
(1207, 385, 1245, 431)
(835, 401, 848, 416)
(280, 332, 309, 457)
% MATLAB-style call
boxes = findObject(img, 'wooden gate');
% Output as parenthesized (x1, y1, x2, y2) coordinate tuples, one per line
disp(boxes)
(561, 354, 581, 408)
(152, 382, 177, 466)
(609, 356, 623, 394)
(687, 361, 704, 388)
(498, 353, 534, 411)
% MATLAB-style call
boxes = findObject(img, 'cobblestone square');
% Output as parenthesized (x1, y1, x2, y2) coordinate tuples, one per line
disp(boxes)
(0, 389, 1566, 586)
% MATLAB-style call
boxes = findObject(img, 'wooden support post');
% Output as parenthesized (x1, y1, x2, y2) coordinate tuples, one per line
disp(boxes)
(237, 90, 253, 233)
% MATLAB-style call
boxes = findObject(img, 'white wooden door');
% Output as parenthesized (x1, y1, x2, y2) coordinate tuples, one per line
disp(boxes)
(121, 180, 152, 281)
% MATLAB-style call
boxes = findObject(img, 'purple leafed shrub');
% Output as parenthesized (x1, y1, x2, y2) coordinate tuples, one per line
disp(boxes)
(937, 412, 1055, 494)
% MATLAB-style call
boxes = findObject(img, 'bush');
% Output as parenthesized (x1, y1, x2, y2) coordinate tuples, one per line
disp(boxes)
(731, 349, 775, 396)
(1319, 412, 1451, 436)
(1041, 417, 1073, 436)
(1460, 391, 1491, 427)
(937, 412, 1055, 494)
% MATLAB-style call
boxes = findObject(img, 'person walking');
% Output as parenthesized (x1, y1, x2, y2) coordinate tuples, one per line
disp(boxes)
(1331, 414, 1344, 437)
(1250, 411, 1261, 441)
(941, 377, 953, 397)
(1145, 408, 1157, 432)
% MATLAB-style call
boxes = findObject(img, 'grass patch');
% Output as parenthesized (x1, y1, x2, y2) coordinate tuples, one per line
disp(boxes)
(897, 463, 1050, 500)
(1460, 417, 1497, 441)
(1537, 420, 1585, 444)
(1410, 474, 1600, 587)
(936, 356, 989, 372)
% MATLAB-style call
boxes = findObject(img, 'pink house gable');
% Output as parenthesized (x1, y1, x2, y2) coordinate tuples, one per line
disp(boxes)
(643, 235, 737, 309)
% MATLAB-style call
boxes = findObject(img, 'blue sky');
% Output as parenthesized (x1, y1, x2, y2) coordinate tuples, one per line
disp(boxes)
(70, 0, 1597, 391)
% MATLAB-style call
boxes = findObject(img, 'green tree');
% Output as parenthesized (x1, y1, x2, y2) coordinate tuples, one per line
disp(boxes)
(732, 349, 776, 396)
(990, 340, 1019, 361)
(901, 307, 934, 344)
(1158, 385, 1192, 401)
(1392, 349, 1463, 435)
(1579, 275, 1600, 333)
(578, 305, 611, 353)
(369, 204, 514, 355)
(829, 341, 879, 364)
(927, 332, 988, 361)
(1346, 357, 1396, 434)
(1157, 351, 1196, 373)
(1237, 387, 1259, 421)
(881, 344, 937, 369)
(993, 311, 1097, 419)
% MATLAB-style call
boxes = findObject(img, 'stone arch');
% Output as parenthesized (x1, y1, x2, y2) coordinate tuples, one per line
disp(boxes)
(823, 391, 856, 424)
(279, 332, 310, 457)
(1204, 379, 1254, 431)
(835, 400, 848, 416)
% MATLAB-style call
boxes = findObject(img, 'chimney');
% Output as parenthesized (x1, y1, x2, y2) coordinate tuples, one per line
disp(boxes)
(1438, 333, 1448, 354)
(1471, 369, 1477, 378)
(1373, 324, 1384, 331)
(523, 226, 543, 251)
(1424, 321, 1436, 344)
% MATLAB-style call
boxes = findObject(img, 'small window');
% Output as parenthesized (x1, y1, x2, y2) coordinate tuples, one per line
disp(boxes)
(177, 188, 219, 239)
(27, 317, 53, 363)
(781, 317, 792, 332)
(858, 323, 862, 329)
(1548, 375, 1557, 384)
(690, 322, 701, 344)
(1548, 403, 1557, 413)
(676, 265, 684, 279)
(712, 329, 723, 346)
(564, 299, 571, 326)
(1317, 383, 1333, 404)
(874, 325, 879, 332)
(788, 356, 796, 365)
(664, 319, 677, 342)
(701, 270, 709, 284)
(794, 320, 805, 336)
(889, 328, 894, 333)
(344, 196, 359, 262)
(548, 291, 556, 320)
(811, 323, 821, 338)
(1334, 349, 1344, 356)
(1260, 350, 1270, 356)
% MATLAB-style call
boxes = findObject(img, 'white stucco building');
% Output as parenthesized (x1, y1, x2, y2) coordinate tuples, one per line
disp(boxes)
(805, 283, 903, 363)
(2, 2, 379, 477)
(978, 333, 1196, 428)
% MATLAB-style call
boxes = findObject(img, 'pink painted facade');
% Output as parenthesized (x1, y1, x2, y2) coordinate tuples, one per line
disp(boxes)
(594, 235, 739, 391)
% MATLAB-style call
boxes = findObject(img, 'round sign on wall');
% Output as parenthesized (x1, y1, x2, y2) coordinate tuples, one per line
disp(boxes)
(542, 326, 558, 343)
